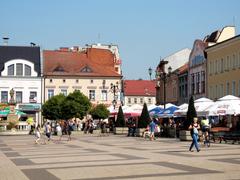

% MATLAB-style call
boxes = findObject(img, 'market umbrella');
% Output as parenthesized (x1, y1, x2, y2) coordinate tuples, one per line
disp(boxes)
(206, 95, 240, 116)
(0, 110, 10, 117)
(158, 106, 179, 118)
(149, 107, 164, 117)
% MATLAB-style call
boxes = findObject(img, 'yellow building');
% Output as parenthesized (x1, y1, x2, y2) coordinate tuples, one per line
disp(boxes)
(206, 35, 240, 100)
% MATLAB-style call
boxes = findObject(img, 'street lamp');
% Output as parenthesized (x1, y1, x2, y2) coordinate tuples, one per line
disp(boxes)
(148, 67, 152, 80)
(110, 82, 119, 109)
(155, 60, 172, 109)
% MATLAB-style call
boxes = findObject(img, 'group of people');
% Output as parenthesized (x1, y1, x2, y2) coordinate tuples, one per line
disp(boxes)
(34, 120, 74, 144)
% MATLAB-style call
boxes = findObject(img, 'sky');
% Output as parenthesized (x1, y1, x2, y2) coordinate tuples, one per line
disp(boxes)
(1, 0, 240, 80)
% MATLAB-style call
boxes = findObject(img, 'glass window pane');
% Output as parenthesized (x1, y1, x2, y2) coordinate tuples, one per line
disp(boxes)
(16, 63, 23, 76)
(89, 90, 95, 101)
(61, 89, 67, 96)
(16, 91, 22, 103)
(48, 89, 54, 99)
(29, 91, 37, 103)
(1, 91, 8, 103)
(101, 90, 107, 101)
(25, 65, 31, 76)
(8, 64, 14, 76)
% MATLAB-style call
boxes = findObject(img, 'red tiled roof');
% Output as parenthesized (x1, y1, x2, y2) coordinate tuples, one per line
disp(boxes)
(43, 48, 121, 77)
(124, 80, 156, 96)
(178, 63, 188, 74)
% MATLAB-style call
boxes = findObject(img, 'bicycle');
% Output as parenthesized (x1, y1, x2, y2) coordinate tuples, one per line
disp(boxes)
(202, 127, 210, 147)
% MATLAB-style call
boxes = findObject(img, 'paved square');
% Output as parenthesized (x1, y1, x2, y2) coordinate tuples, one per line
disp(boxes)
(0, 134, 240, 180)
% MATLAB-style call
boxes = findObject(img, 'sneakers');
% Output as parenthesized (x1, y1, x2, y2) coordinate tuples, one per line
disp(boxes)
(197, 149, 201, 152)
(189, 149, 194, 152)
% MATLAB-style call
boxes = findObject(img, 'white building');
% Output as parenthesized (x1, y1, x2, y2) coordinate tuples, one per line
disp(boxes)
(0, 45, 42, 126)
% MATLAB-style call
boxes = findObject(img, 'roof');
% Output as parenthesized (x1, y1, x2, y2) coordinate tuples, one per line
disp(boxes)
(178, 63, 188, 74)
(0, 46, 41, 76)
(43, 48, 121, 77)
(124, 80, 156, 96)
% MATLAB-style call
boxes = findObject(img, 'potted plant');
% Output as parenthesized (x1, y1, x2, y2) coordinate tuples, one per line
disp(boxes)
(137, 103, 150, 137)
(179, 96, 197, 141)
(114, 106, 128, 134)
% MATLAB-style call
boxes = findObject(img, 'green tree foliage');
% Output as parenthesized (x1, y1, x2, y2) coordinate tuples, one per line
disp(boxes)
(115, 106, 125, 127)
(185, 96, 197, 129)
(42, 94, 66, 120)
(138, 103, 150, 128)
(89, 104, 110, 120)
(61, 90, 91, 120)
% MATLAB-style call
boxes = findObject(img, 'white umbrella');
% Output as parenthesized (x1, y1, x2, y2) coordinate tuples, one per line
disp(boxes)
(174, 97, 214, 116)
(206, 95, 240, 116)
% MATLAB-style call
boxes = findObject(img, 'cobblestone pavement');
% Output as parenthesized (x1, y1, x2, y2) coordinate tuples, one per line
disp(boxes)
(0, 134, 240, 180)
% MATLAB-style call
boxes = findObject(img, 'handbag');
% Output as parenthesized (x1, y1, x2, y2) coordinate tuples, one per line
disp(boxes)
(193, 127, 198, 134)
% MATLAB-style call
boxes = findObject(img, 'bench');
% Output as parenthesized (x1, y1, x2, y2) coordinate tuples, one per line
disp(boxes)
(222, 131, 240, 144)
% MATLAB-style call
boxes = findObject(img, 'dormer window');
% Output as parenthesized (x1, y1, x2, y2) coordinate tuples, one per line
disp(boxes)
(53, 65, 65, 72)
(7, 64, 14, 76)
(81, 66, 92, 73)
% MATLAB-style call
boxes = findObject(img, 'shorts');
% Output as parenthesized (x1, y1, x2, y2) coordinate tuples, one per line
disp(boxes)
(46, 132, 51, 138)
(202, 126, 209, 132)
(150, 131, 154, 136)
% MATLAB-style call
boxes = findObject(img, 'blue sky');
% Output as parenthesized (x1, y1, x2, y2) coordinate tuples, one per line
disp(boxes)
(1, 0, 240, 80)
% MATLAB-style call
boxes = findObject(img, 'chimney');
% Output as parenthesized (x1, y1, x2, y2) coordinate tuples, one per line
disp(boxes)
(3, 37, 9, 45)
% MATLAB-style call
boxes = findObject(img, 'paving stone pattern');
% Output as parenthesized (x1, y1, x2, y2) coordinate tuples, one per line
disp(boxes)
(0, 135, 240, 180)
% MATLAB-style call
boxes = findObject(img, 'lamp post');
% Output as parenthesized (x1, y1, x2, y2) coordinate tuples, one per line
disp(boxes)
(155, 60, 172, 109)
(148, 67, 152, 80)
(110, 82, 119, 109)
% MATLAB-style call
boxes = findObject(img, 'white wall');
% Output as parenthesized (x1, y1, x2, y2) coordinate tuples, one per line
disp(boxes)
(0, 78, 42, 103)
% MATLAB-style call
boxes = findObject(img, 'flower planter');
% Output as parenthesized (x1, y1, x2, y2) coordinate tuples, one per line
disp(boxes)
(179, 130, 192, 141)
(114, 127, 128, 135)
(135, 128, 146, 137)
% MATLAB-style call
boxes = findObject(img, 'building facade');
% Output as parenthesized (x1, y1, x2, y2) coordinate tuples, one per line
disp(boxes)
(43, 46, 122, 107)
(0, 45, 42, 125)
(189, 26, 236, 100)
(206, 35, 240, 100)
(156, 48, 191, 105)
(178, 63, 188, 105)
(124, 80, 156, 106)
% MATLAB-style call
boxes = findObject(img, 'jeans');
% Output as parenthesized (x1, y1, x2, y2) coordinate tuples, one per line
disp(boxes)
(189, 133, 200, 151)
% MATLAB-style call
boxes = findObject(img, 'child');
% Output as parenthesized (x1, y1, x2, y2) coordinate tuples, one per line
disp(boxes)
(35, 125, 41, 144)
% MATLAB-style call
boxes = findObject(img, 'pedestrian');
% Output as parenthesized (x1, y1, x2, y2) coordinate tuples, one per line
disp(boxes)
(67, 120, 73, 141)
(35, 125, 41, 144)
(149, 119, 156, 141)
(189, 117, 201, 152)
(45, 122, 52, 141)
(56, 123, 62, 141)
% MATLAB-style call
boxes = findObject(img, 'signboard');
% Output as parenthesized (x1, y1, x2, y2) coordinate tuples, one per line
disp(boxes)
(18, 104, 41, 111)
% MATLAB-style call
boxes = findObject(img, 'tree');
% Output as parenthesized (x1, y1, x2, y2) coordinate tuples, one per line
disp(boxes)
(185, 96, 197, 129)
(42, 94, 66, 120)
(138, 103, 150, 128)
(89, 104, 110, 120)
(115, 106, 125, 127)
(61, 90, 91, 120)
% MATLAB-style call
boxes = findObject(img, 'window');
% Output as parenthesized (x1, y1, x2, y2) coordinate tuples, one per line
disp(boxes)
(25, 64, 31, 76)
(201, 71, 205, 93)
(232, 81, 236, 96)
(89, 90, 95, 101)
(29, 91, 37, 103)
(128, 98, 131, 104)
(209, 86, 212, 99)
(76, 79, 79, 83)
(61, 89, 67, 96)
(215, 85, 218, 99)
(16, 91, 22, 103)
(49, 79, 53, 83)
(134, 98, 137, 104)
(227, 56, 230, 70)
(148, 98, 152, 104)
(226, 82, 230, 95)
(140, 98, 143, 104)
(90, 80, 94, 84)
(48, 89, 54, 99)
(220, 84, 223, 97)
(101, 90, 107, 101)
(1, 91, 8, 103)
(63, 79, 66, 83)
(16, 63, 23, 76)
(7, 64, 14, 76)
(196, 73, 200, 94)
(233, 54, 236, 69)
(215, 60, 218, 74)
(191, 74, 195, 95)
(221, 58, 223, 72)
